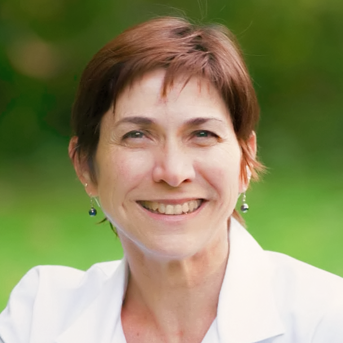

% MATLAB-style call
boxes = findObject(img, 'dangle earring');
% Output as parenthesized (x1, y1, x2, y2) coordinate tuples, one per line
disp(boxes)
(89, 197, 97, 217)
(240, 167, 251, 214)
(85, 183, 97, 217)
(240, 192, 249, 213)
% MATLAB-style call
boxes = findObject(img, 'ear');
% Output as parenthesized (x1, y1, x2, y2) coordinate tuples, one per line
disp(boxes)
(239, 131, 257, 193)
(247, 131, 257, 160)
(68, 136, 98, 197)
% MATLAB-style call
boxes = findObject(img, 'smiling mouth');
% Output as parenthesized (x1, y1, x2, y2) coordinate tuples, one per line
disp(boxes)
(138, 200, 203, 215)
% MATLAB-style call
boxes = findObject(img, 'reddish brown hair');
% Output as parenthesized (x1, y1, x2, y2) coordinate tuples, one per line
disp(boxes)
(71, 16, 264, 224)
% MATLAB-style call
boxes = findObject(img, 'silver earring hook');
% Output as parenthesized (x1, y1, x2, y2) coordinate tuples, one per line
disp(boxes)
(94, 197, 101, 207)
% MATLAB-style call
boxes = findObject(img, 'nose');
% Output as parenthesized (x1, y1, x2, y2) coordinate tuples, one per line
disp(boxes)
(152, 143, 196, 187)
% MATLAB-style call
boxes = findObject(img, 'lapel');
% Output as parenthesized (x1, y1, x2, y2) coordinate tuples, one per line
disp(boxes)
(55, 258, 127, 343)
(55, 220, 285, 343)
(217, 218, 285, 342)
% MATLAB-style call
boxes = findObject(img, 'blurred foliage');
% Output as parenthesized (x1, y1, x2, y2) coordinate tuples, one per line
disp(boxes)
(0, 0, 342, 310)
(1, 0, 342, 162)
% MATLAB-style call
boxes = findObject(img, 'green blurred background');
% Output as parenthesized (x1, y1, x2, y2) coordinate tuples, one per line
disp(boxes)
(1, 0, 342, 310)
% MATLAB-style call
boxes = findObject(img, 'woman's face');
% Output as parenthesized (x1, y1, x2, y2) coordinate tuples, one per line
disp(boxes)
(84, 69, 253, 259)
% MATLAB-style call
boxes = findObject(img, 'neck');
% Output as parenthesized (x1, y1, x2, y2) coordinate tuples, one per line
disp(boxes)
(120, 228, 229, 342)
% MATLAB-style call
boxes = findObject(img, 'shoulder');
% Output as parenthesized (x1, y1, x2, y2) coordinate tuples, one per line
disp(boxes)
(0, 261, 122, 343)
(266, 251, 343, 341)
(266, 251, 343, 294)
(5, 261, 122, 298)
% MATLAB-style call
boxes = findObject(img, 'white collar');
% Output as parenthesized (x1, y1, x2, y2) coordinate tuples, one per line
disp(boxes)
(56, 218, 284, 343)
(216, 218, 284, 342)
(56, 258, 128, 343)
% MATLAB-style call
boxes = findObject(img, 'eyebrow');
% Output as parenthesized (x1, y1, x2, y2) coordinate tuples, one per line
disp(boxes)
(114, 116, 225, 127)
(114, 116, 154, 127)
(185, 117, 224, 126)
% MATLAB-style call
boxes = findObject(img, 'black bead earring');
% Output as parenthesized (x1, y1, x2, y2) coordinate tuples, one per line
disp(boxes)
(85, 183, 97, 217)
(240, 192, 249, 213)
(89, 197, 97, 217)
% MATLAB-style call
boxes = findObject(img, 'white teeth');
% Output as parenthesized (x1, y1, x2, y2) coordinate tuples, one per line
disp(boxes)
(158, 203, 166, 214)
(182, 203, 189, 213)
(175, 204, 182, 215)
(189, 201, 195, 212)
(165, 205, 173, 215)
(141, 199, 202, 215)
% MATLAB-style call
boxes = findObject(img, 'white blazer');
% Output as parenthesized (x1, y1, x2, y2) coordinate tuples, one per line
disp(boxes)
(1, 218, 343, 343)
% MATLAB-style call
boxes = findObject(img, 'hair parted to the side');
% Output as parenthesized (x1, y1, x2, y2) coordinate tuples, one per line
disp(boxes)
(71, 16, 265, 226)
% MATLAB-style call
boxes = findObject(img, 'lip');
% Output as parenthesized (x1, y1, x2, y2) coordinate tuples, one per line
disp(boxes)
(137, 198, 203, 205)
(136, 199, 206, 222)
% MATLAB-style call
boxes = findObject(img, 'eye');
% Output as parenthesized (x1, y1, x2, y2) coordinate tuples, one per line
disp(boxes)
(190, 130, 220, 146)
(122, 130, 145, 139)
(193, 130, 218, 138)
(120, 129, 153, 148)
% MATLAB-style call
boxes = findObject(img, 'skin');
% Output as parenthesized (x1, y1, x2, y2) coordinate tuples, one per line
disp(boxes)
(70, 69, 256, 343)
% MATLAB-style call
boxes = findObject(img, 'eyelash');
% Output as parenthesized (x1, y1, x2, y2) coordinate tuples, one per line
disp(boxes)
(121, 130, 219, 141)
(192, 130, 218, 138)
(122, 130, 146, 140)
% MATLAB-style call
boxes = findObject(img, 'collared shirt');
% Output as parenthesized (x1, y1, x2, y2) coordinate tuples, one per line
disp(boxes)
(1, 218, 343, 343)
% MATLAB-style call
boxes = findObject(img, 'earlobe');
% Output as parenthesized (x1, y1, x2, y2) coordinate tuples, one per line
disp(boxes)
(69, 136, 85, 182)
(239, 131, 257, 193)
(247, 131, 257, 159)
(68, 136, 79, 165)
(246, 165, 252, 182)
(68, 136, 98, 196)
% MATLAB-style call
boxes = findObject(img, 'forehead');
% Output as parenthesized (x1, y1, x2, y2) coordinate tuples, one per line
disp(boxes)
(113, 69, 231, 122)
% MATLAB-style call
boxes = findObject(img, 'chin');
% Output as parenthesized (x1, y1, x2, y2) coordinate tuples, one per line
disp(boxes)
(118, 228, 203, 261)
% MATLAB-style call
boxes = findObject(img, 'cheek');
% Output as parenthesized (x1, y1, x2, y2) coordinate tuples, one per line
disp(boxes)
(197, 146, 242, 197)
(208, 165, 240, 194)
(96, 149, 153, 194)
(202, 145, 241, 176)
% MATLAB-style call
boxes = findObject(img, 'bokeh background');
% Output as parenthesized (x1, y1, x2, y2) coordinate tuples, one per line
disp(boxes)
(1, 0, 342, 310)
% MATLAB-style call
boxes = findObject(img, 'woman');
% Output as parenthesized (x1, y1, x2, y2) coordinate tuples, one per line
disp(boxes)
(1, 16, 343, 343)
